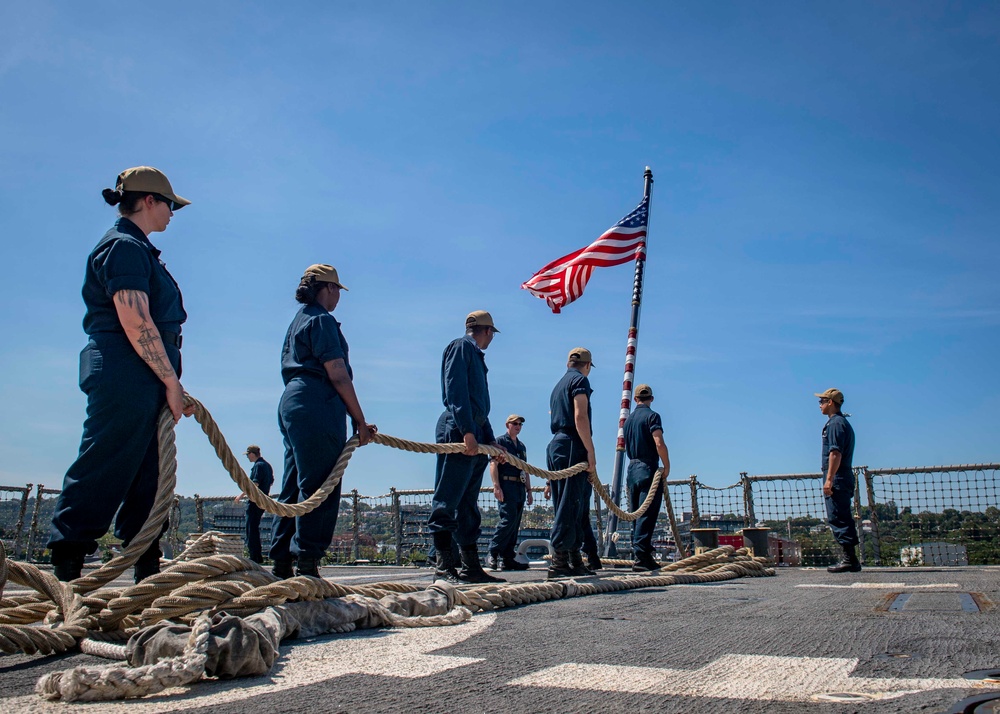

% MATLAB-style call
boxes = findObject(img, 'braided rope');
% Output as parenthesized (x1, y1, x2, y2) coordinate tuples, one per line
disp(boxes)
(2, 394, 776, 696)
(0, 387, 735, 654)
(588, 469, 663, 522)
(41, 545, 774, 701)
(0, 554, 91, 655)
(36, 613, 212, 702)
(189, 394, 653, 522)
(174, 531, 244, 561)
(370, 433, 589, 482)
(80, 637, 129, 660)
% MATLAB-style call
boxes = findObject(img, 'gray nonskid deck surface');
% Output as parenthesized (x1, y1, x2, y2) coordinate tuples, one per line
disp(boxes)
(2, 565, 998, 713)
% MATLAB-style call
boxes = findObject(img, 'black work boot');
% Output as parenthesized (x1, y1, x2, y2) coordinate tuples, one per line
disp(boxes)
(502, 556, 529, 571)
(134, 543, 163, 584)
(547, 550, 575, 579)
(827, 545, 862, 573)
(486, 553, 500, 571)
(433, 532, 461, 583)
(51, 544, 85, 583)
(296, 556, 321, 577)
(632, 554, 660, 572)
(570, 550, 594, 576)
(586, 551, 603, 571)
(458, 546, 505, 583)
(272, 559, 295, 579)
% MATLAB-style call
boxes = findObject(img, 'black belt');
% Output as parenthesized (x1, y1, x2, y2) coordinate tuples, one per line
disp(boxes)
(501, 475, 524, 483)
(161, 331, 183, 348)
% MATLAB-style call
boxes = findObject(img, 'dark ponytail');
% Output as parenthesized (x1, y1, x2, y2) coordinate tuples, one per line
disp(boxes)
(102, 188, 122, 206)
(102, 187, 151, 216)
(295, 276, 325, 304)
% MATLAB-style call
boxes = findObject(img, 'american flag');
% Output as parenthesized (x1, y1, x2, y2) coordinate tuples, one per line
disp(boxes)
(521, 197, 649, 313)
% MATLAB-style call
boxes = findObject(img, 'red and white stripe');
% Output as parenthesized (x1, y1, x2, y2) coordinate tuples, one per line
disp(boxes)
(615, 326, 639, 450)
(521, 226, 646, 314)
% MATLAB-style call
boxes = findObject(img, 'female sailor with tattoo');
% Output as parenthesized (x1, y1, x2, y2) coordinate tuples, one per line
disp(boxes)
(268, 264, 376, 578)
(48, 166, 194, 582)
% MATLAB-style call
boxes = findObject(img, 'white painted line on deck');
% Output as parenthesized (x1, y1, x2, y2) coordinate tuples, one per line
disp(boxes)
(509, 653, 994, 702)
(12, 613, 496, 713)
(796, 583, 960, 589)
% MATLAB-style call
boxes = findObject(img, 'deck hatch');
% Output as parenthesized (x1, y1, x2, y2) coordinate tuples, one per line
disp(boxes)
(887, 592, 981, 613)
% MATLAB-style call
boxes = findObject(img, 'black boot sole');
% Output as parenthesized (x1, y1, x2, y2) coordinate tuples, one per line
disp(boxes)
(272, 561, 295, 579)
(547, 568, 577, 579)
(501, 561, 530, 571)
(827, 564, 862, 573)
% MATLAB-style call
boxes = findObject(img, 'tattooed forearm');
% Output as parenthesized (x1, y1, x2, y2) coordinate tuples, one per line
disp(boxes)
(113, 289, 178, 384)
(114, 289, 149, 322)
(136, 323, 175, 379)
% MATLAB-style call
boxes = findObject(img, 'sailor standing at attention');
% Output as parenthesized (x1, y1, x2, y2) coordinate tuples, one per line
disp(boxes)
(268, 264, 376, 579)
(622, 383, 671, 571)
(427, 311, 507, 584)
(816, 388, 860, 573)
(545, 347, 598, 579)
(234, 445, 274, 564)
(486, 414, 533, 571)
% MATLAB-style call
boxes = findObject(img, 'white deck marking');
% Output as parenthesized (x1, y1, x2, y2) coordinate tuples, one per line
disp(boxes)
(509, 653, 993, 702)
(13, 614, 495, 713)
(796, 583, 960, 589)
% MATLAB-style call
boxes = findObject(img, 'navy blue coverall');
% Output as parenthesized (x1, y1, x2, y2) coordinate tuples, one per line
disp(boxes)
(822, 413, 858, 547)
(487, 433, 527, 561)
(269, 303, 352, 562)
(546, 368, 595, 553)
(623, 403, 665, 560)
(427, 335, 496, 548)
(245, 457, 273, 562)
(49, 217, 186, 563)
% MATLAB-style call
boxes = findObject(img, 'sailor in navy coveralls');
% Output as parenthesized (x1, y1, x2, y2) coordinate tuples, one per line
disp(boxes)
(268, 264, 376, 579)
(545, 347, 600, 578)
(427, 311, 506, 584)
(487, 414, 533, 571)
(816, 388, 860, 573)
(235, 445, 274, 563)
(622, 383, 671, 571)
(49, 166, 194, 583)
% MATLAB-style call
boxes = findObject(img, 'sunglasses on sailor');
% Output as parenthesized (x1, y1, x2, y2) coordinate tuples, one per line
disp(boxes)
(153, 194, 180, 211)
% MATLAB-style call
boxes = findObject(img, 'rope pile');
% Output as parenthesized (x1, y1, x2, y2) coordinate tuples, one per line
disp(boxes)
(0, 395, 774, 703)
(175, 531, 245, 560)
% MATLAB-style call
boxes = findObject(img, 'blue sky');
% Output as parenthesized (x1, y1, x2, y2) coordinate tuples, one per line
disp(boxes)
(1, 2, 997, 499)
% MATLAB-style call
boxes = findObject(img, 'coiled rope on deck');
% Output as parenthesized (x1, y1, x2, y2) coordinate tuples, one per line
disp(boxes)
(0, 395, 773, 703)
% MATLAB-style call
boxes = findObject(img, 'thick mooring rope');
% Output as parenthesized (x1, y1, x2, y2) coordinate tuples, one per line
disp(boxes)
(0, 394, 774, 703)
(200, 393, 664, 524)
(36, 614, 212, 702)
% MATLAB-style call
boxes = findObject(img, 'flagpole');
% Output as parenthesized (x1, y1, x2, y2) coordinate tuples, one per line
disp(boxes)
(603, 166, 654, 557)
